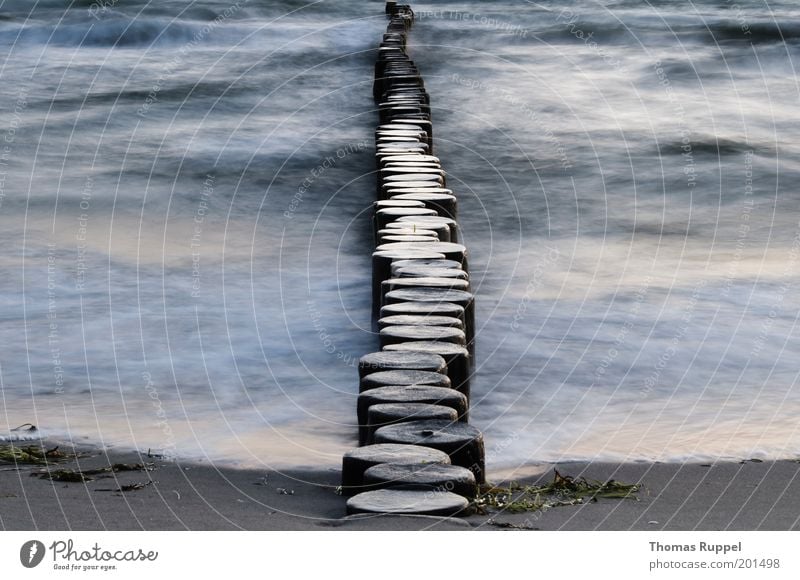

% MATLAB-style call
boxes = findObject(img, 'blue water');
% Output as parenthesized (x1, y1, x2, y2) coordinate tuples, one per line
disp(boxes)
(1, 0, 799, 470)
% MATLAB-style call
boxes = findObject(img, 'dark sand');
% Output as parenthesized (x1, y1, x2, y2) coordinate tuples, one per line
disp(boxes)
(1, 440, 798, 530)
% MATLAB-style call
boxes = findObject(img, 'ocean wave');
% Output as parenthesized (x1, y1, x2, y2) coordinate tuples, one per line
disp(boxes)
(658, 136, 768, 156)
(40, 80, 251, 110)
(706, 20, 800, 44)
(1, 16, 252, 48)
(471, 12, 800, 49)
(0, 428, 44, 443)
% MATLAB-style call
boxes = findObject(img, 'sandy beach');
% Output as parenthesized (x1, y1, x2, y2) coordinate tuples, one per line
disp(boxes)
(2, 440, 798, 531)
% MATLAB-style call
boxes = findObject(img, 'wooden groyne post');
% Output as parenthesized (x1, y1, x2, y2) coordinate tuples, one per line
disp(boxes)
(340, 2, 485, 517)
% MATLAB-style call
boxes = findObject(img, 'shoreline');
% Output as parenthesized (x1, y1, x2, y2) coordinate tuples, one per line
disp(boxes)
(2, 439, 798, 530)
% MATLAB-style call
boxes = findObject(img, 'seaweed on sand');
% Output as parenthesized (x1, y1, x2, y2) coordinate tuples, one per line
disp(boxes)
(475, 469, 641, 514)
(35, 463, 154, 483)
(0, 444, 71, 465)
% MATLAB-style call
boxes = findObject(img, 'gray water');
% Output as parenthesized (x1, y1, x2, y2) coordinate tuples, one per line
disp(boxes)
(1, 0, 799, 470)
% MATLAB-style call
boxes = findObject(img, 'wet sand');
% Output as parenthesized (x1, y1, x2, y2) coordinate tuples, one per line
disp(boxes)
(2, 439, 798, 530)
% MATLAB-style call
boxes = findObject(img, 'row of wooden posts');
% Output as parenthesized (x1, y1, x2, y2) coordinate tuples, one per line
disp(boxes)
(340, 1, 486, 517)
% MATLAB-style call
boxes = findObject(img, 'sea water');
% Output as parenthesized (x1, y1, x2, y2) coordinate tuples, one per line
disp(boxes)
(1, 0, 798, 469)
